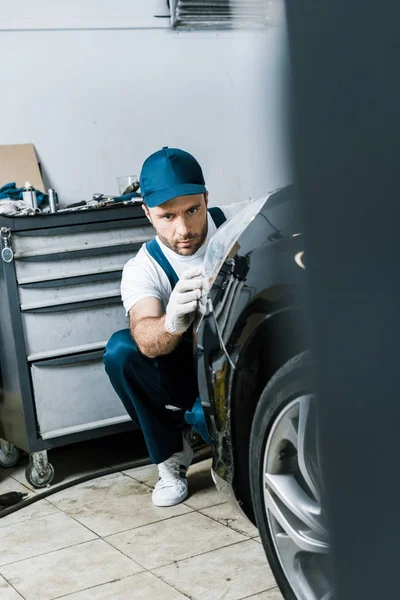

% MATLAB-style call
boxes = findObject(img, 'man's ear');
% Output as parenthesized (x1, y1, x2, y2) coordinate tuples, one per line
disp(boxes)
(204, 191, 209, 207)
(142, 203, 152, 223)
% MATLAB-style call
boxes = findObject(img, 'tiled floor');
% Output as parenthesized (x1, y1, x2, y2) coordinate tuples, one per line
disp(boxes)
(0, 457, 283, 600)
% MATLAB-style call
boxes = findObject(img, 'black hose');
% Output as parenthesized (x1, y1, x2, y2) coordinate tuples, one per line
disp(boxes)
(0, 446, 211, 519)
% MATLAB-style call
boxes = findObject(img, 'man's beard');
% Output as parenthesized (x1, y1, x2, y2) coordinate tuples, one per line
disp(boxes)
(158, 221, 208, 256)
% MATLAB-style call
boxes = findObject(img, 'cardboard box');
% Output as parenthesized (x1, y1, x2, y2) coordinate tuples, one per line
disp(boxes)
(0, 144, 45, 192)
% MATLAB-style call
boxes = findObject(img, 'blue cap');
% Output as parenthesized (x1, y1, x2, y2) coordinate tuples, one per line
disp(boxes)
(139, 147, 206, 207)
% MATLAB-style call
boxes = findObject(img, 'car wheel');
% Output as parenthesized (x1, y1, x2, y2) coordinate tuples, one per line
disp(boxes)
(249, 351, 333, 600)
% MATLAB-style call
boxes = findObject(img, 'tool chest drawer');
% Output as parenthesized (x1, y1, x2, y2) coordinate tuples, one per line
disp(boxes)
(12, 224, 153, 258)
(31, 351, 129, 439)
(18, 276, 121, 309)
(22, 297, 128, 360)
(14, 250, 136, 284)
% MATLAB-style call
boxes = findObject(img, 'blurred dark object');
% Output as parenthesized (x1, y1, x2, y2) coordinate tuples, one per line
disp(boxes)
(286, 1, 400, 599)
(0, 492, 27, 507)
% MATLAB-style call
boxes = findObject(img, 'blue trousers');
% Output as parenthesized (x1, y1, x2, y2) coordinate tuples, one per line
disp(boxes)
(103, 329, 199, 464)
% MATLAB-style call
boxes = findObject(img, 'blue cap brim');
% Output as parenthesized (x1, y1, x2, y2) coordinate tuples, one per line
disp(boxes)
(143, 183, 206, 208)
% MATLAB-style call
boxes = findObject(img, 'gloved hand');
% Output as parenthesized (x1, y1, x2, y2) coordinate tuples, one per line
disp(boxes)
(165, 266, 204, 335)
(184, 397, 211, 443)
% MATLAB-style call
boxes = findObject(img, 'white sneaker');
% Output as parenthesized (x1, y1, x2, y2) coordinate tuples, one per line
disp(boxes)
(152, 433, 194, 507)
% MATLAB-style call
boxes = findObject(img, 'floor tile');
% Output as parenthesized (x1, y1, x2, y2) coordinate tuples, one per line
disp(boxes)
(200, 502, 259, 537)
(1, 463, 36, 493)
(107, 511, 247, 570)
(244, 589, 283, 599)
(0, 539, 142, 600)
(0, 511, 96, 566)
(123, 463, 158, 487)
(188, 458, 213, 474)
(184, 459, 225, 509)
(68, 480, 192, 536)
(48, 472, 142, 512)
(155, 539, 277, 600)
(0, 469, 35, 496)
(0, 575, 24, 600)
(54, 571, 189, 600)
(0, 498, 61, 529)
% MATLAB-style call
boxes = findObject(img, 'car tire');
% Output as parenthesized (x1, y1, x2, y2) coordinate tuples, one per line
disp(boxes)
(249, 351, 331, 600)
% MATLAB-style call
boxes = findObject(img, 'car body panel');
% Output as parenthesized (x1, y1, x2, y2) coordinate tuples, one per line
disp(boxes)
(197, 185, 309, 519)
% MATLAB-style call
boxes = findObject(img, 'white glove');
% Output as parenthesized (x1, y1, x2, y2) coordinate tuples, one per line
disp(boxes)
(165, 267, 204, 335)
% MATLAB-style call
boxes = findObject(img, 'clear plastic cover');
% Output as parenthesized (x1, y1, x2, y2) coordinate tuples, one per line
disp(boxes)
(204, 196, 268, 284)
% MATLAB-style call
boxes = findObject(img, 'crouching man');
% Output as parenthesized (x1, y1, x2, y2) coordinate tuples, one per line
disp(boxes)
(104, 147, 241, 506)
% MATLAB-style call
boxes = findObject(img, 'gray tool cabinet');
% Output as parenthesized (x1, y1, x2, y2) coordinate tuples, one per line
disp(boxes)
(0, 205, 153, 487)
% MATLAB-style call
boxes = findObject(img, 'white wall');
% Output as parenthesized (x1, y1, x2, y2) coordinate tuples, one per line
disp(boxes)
(0, 4, 290, 206)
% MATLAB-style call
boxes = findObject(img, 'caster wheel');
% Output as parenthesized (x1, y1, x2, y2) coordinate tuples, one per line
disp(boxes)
(26, 462, 55, 488)
(0, 444, 20, 468)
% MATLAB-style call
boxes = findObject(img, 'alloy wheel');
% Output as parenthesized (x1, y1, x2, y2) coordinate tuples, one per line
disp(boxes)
(263, 394, 333, 600)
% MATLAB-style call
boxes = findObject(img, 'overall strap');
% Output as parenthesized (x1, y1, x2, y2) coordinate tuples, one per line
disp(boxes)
(145, 238, 179, 289)
(145, 207, 226, 290)
(208, 206, 226, 228)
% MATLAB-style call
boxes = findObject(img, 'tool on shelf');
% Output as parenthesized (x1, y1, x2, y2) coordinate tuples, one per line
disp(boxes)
(59, 191, 141, 213)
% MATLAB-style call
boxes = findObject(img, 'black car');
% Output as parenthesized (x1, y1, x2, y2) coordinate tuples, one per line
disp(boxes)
(195, 185, 332, 600)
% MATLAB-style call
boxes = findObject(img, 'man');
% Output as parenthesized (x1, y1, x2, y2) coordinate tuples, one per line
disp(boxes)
(104, 147, 244, 507)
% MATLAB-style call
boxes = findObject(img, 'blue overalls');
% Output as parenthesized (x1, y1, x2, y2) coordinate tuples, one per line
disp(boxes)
(103, 207, 226, 464)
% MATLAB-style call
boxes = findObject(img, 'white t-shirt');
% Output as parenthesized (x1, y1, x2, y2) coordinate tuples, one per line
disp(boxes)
(121, 201, 250, 315)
